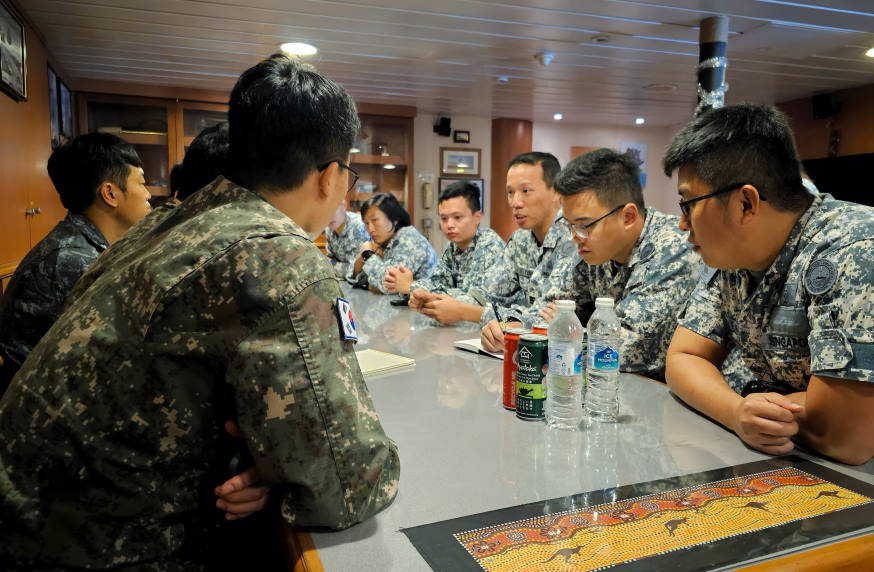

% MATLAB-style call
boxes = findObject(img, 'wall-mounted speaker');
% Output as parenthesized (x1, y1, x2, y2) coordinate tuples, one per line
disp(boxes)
(812, 94, 840, 120)
(433, 116, 451, 137)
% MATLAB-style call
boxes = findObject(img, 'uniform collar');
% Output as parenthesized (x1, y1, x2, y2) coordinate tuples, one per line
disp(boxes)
(541, 208, 566, 249)
(449, 227, 482, 256)
(68, 212, 109, 251)
(623, 206, 657, 268)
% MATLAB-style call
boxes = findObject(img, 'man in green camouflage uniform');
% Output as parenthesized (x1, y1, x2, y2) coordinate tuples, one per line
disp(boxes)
(551, 148, 701, 381)
(664, 103, 874, 466)
(0, 55, 399, 569)
(480, 152, 579, 352)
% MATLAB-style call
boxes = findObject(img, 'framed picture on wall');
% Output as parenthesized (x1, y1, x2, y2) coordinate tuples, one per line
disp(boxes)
(59, 78, 73, 140)
(438, 177, 485, 213)
(440, 147, 480, 177)
(47, 65, 60, 147)
(0, 0, 27, 101)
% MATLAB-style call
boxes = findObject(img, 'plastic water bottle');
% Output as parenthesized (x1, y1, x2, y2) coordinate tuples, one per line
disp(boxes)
(545, 300, 585, 430)
(586, 297, 621, 422)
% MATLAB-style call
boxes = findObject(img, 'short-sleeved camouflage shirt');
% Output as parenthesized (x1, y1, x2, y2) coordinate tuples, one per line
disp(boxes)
(361, 225, 438, 294)
(570, 208, 700, 381)
(0, 177, 399, 569)
(0, 212, 107, 391)
(410, 227, 506, 304)
(479, 210, 580, 327)
(680, 193, 874, 393)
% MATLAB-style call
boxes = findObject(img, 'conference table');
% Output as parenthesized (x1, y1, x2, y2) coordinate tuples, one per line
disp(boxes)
(285, 286, 874, 571)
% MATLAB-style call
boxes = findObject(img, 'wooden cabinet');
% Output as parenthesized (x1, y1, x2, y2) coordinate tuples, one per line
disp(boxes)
(78, 94, 227, 198)
(350, 113, 414, 223)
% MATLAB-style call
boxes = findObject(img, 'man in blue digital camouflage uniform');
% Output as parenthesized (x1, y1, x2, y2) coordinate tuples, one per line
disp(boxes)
(325, 198, 370, 279)
(0, 54, 399, 569)
(480, 152, 579, 352)
(664, 103, 874, 465)
(549, 148, 701, 381)
(0, 133, 151, 393)
(397, 180, 505, 324)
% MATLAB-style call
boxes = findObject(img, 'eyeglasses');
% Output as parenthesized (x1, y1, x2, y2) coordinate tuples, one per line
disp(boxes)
(319, 160, 360, 194)
(560, 204, 623, 240)
(678, 182, 765, 219)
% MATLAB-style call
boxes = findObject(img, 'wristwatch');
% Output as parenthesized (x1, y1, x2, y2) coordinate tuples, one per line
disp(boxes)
(361, 249, 376, 261)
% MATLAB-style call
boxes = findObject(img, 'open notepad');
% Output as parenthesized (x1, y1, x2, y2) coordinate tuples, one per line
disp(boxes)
(355, 349, 416, 376)
(453, 338, 504, 360)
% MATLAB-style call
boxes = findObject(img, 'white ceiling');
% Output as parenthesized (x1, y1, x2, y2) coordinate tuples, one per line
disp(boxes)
(23, 0, 874, 126)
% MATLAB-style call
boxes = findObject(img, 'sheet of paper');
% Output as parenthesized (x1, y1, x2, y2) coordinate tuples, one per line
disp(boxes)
(355, 349, 416, 376)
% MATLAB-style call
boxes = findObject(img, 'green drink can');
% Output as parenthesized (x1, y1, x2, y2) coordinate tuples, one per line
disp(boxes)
(515, 333, 548, 421)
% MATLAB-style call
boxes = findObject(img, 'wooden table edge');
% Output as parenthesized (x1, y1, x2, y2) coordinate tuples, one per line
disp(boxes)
(738, 531, 874, 571)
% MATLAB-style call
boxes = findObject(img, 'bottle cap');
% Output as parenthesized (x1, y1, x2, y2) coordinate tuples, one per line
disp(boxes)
(556, 300, 575, 311)
(595, 297, 615, 307)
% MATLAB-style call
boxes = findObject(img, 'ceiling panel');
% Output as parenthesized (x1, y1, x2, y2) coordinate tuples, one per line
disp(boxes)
(21, 0, 874, 126)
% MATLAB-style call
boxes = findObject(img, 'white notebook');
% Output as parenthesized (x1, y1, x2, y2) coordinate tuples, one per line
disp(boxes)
(453, 338, 504, 360)
(355, 349, 416, 376)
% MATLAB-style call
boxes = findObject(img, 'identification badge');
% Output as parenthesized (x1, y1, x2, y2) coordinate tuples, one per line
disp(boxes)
(336, 297, 358, 342)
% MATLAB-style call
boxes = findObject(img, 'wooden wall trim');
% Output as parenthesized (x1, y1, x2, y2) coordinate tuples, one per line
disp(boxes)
(68, 79, 230, 105)
(357, 102, 417, 118)
(490, 118, 532, 241)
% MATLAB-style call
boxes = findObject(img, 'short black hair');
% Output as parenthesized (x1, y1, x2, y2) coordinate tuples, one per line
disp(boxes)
(555, 148, 645, 213)
(507, 152, 561, 188)
(438, 181, 481, 213)
(360, 193, 410, 231)
(169, 163, 184, 195)
(228, 54, 360, 191)
(178, 121, 229, 200)
(663, 103, 810, 212)
(46, 133, 142, 214)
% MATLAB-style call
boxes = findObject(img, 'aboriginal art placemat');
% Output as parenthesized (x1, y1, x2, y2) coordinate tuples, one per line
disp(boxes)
(401, 456, 874, 571)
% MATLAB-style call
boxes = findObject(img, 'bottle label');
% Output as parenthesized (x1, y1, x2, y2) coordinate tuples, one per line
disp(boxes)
(588, 342, 619, 371)
(548, 342, 582, 376)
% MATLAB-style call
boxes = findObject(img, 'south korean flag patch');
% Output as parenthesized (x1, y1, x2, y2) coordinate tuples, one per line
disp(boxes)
(336, 297, 358, 342)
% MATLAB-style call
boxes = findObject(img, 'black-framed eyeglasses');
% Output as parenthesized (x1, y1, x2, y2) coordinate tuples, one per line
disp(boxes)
(319, 160, 360, 194)
(678, 182, 765, 219)
(560, 204, 623, 240)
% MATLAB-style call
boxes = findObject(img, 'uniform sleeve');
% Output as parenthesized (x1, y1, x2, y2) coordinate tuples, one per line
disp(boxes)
(677, 269, 731, 347)
(503, 238, 578, 328)
(410, 245, 453, 294)
(455, 231, 507, 301)
(807, 239, 874, 382)
(479, 234, 527, 325)
(615, 249, 700, 375)
(227, 276, 400, 529)
(363, 228, 436, 294)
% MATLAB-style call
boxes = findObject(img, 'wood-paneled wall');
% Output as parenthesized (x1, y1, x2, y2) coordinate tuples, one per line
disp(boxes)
(490, 118, 533, 241)
(779, 83, 874, 160)
(0, 11, 66, 279)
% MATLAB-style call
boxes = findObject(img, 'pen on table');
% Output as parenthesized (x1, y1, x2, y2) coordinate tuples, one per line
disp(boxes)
(491, 303, 505, 332)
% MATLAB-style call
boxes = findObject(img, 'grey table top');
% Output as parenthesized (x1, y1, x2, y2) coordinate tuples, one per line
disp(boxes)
(310, 286, 874, 571)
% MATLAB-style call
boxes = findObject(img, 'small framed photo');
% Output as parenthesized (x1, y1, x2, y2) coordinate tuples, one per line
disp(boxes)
(59, 78, 73, 139)
(440, 147, 480, 177)
(438, 177, 485, 213)
(47, 65, 60, 147)
(0, 0, 27, 101)
(453, 130, 470, 143)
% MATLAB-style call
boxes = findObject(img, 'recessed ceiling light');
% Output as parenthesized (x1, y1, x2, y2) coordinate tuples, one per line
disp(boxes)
(280, 42, 317, 56)
(497, 75, 509, 83)
(553, 113, 563, 121)
(866, 47, 874, 57)
(643, 82, 678, 93)
(635, 117, 645, 125)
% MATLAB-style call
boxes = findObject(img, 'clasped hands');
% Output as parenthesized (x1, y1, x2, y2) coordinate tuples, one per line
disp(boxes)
(730, 392, 805, 455)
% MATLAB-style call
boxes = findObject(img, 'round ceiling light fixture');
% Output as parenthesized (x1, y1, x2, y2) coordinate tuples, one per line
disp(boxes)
(642, 82, 678, 93)
(635, 117, 645, 125)
(280, 42, 318, 56)
(553, 113, 563, 121)
(866, 47, 874, 58)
